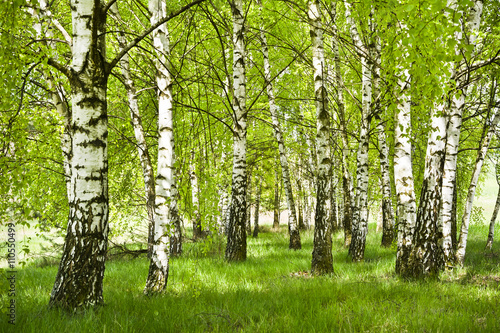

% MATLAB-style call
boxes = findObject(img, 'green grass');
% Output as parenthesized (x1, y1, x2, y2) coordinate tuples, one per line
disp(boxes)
(2, 223, 500, 332)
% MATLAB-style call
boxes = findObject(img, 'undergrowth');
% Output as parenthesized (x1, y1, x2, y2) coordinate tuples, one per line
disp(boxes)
(2, 223, 499, 332)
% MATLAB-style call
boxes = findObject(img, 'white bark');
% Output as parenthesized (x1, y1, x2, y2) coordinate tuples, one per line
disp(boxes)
(225, 0, 248, 262)
(258, 0, 300, 249)
(50, 0, 109, 309)
(145, 0, 181, 293)
(331, 4, 352, 247)
(441, 0, 484, 267)
(346, 1, 371, 262)
(394, 67, 417, 275)
(111, 4, 156, 256)
(190, 150, 203, 239)
(309, 0, 333, 275)
(456, 108, 500, 265)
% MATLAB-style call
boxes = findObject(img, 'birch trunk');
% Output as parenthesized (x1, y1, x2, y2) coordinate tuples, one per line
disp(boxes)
(346, 2, 371, 262)
(440, 0, 483, 267)
(111, 4, 156, 256)
(190, 150, 203, 240)
(273, 164, 280, 229)
(456, 109, 500, 265)
(225, 0, 248, 262)
(404, 106, 447, 278)
(258, 0, 300, 249)
(394, 69, 417, 276)
(50, 0, 109, 308)
(253, 177, 262, 238)
(309, 0, 333, 275)
(144, 0, 182, 293)
(372, 34, 395, 248)
(246, 172, 253, 235)
(486, 162, 500, 250)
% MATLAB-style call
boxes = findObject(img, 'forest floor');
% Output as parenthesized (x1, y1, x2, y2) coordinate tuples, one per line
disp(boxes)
(1, 220, 500, 332)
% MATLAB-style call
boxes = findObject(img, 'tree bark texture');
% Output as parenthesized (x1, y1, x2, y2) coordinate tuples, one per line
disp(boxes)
(253, 177, 262, 238)
(456, 108, 500, 265)
(346, 1, 371, 262)
(404, 107, 447, 279)
(259, 0, 300, 249)
(111, 4, 156, 257)
(144, 0, 181, 293)
(225, 0, 248, 262)
(50, 0, 109, 309)
(394, 69, 417, 276)
(309, 0, 333, 275)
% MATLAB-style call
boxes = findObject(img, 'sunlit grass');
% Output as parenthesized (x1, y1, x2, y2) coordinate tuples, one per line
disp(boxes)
(4, 221, 500, 332)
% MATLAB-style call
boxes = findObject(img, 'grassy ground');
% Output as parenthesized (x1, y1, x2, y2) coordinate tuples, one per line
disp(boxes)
(1, 222, 499, 332)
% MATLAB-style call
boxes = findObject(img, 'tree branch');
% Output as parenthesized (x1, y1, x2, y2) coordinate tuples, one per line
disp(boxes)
(107, 0, 206, 72)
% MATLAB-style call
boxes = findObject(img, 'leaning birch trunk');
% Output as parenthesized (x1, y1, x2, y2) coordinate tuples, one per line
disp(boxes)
(190, 150, 203, 239)
(394, 68, 417, 276)
(253, 177, 262, 238)
(50, 0, 109, 309)
(144, 0, 182, 293)
(111, 4, 156, 256)
(309, 0, 333, 275)
(485, 162, 500, 250)
(258, 0, 300, 249)
(372, 33, 395, 248)
(225, 0, 248, 262)
(440, 0, 483, 267)
(346, 1, 371, 262)
(456, 109, 500, 265)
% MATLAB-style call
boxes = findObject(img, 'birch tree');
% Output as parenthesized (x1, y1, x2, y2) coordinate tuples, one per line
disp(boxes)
(144, 0, 183, 293)
(258, 0, 301, 249)
(394, 62, 417, 275)
(309, 0, 333, 275)
(456, 105, 500, 265)
(486, 157, 500, 250)
(345, 1, 371, 262)
(440, 0, 484, 267)
(225, 0, 248, 262)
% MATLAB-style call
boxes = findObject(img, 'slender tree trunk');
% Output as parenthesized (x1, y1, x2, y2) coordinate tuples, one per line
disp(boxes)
(309, 0, 333, 275)
(258, 0, 301, 249)
(111, 4, 156, 257)
(246, 171, 253, 235)
(297, 178, 305, 230)
(372, 33, 395, 248)
(49, 0, 109, 309)
(486, 162, 500, 250)
(144, 0, 182, 293)
(253, 177, 262, 238)
(441, 0, 484, 267)
(394, 68, 417, 276)
(346, 2, 371, 262)
(190, 150, 203, 240)
(225, 0, 248, 262)
(273, 163, 280, 229)
(456, 108, 500, 265)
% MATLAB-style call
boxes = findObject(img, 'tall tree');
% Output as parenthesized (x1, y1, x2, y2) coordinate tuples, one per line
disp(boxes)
(309, 0, 334, 275)
(486, 156, 500, 250)
(346, 1, 371, 262)
(225, 0, 248, 262)
(144, 0, 183, 293)
(258, 0, 301, 249)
